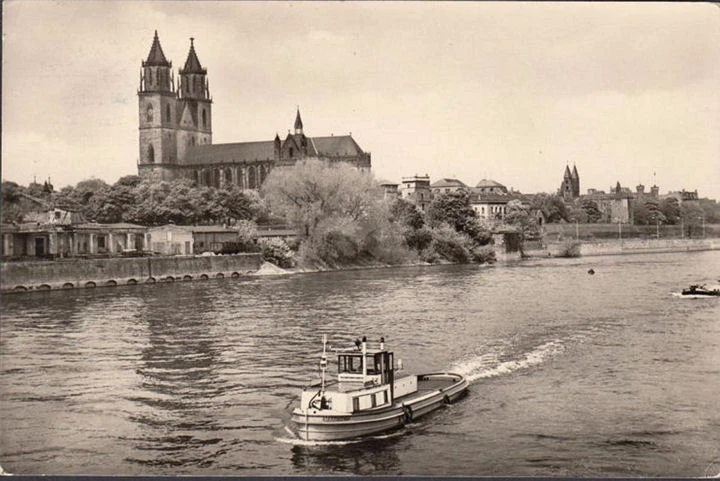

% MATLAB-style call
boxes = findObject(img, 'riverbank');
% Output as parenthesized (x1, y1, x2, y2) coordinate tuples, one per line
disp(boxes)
(0, 253, 262, 294)
(3, 237, 717, 293)
(525, 237, 719, 258)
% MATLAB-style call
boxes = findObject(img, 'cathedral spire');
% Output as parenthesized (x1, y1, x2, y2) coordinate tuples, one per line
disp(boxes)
(181, 37, 206, 74)
(144, 30, 171, 66)
(294, 107, 304, 135)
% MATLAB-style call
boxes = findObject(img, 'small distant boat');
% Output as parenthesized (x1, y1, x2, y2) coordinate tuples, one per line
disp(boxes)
(681, 284, 720, 297)
(290, 336, 468, 441)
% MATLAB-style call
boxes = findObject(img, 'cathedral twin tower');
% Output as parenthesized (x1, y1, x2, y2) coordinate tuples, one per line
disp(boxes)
(138, 31, 370, 189)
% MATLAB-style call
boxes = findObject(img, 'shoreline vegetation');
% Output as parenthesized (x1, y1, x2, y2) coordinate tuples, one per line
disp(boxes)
(254, 236, 719, 278)
(1, 237, 717, 294)
(3, 159, 720, 293)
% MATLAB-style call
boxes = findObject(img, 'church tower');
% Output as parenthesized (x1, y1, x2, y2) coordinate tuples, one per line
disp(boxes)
(176, 38, 212, 163)
(571, 164, 580, 198)
(138, 31, 179, 179)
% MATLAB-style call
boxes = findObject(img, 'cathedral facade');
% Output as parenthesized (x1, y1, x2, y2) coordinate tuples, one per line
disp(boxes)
(559, 164, 580, 201)
(137, 32, 371, 189)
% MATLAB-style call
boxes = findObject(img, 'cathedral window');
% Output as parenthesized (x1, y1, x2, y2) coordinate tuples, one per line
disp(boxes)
(202, 110, 207, 129)
(289, 147, 294, 157)
(148, 144, 155, 163)
(248, 166, 257, 189)
(166, 105, 171, 123)
(146, 104, 154, 122)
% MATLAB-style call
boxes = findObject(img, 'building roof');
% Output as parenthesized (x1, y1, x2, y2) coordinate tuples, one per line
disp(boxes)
(475, 179, 506, 189)
(76, 222, 146, 231)
(185, 141, 276, 164)
(180, 38, 205, 74)
(183, 134, 365, 165)
(311, 135, 364, 156)
(189, 225, 238, 233)
(471, 193, 517, 204)
(144, 30, 171, 67)
(378, 179, 399, 186)
(430, 178, 467, 188)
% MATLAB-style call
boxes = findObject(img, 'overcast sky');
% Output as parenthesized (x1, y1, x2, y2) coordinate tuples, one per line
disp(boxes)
(3, 1, 719, 199)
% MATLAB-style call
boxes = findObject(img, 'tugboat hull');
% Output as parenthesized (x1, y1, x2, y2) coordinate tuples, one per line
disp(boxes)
(291, 373, 468, 441)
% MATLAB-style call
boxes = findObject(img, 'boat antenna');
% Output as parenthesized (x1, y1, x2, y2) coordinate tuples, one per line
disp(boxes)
(320, 334, 328, 397)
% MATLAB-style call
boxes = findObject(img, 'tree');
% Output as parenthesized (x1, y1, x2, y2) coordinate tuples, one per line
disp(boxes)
(567, 206, 589, 223)
(660, 197, 681, 225)
(581, 199, 602, 223)
(680, 202, 705, 238)
(426, 190, 492, 245)
(389, 197, 425, 230)
(261, 158, 381, 237)
(504, 199, 540, 245)
(531, 193, 569, 223)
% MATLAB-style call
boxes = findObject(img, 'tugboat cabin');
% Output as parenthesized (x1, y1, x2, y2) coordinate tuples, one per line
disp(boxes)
(299, 337, 418, 414)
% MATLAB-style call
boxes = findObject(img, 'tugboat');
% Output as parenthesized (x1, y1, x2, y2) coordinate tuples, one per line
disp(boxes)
(681, 284, 720, 297)
(290, 335, 468, 441)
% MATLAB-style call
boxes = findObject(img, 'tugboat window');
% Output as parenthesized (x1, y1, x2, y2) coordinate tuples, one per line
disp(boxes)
(339, 355, 363, 373)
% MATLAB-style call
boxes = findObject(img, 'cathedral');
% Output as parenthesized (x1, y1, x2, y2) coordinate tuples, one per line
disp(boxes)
(559, 164, 580, 201)
(137, 32, 371, 189)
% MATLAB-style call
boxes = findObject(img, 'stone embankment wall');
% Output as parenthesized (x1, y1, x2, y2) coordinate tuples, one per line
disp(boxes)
(1, 253, 262, 293)
(525, 238, 719, 258)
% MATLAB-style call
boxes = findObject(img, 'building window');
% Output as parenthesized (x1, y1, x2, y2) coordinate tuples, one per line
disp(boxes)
(166, 104, 171, 123)
(148, 144, 155, 163)
(289, 147, 294, 157)
(248, 166, 257, 189)
(202, 109, 207, 129)
(146, 104, 154, 122)
(97, 236, 106, 249)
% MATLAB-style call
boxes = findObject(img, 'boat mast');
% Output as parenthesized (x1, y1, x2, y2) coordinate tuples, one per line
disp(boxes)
(320, 334, 328, 397)
(362, 336, 367, 380)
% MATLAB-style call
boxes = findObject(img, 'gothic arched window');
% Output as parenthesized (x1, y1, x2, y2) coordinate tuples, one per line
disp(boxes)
(146, 104, 154, 122)
(202, 110, 207, 129)
(248, 166, 257, 189)
(166, 104, 171, 123)
(147, 144, 155, 164)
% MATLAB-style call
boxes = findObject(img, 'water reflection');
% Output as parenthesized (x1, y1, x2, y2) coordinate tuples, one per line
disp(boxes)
(291, 434, 403, 475)
(124, 286, 229, 471)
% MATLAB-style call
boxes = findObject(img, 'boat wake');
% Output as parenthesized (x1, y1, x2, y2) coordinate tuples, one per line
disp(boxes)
(450, 339, 566, 383)
(275, 425, 404, 447)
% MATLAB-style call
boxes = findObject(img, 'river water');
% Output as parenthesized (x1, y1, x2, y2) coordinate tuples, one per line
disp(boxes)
(1, 251, 719, 476)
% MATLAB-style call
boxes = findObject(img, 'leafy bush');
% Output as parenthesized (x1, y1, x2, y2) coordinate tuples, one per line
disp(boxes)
(259, 237, 295, 268)
(428, 224, 471, 263)
(404, 226, 433, 252)
(556, 240, 581, 258)
(469, 245, 496, 263)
